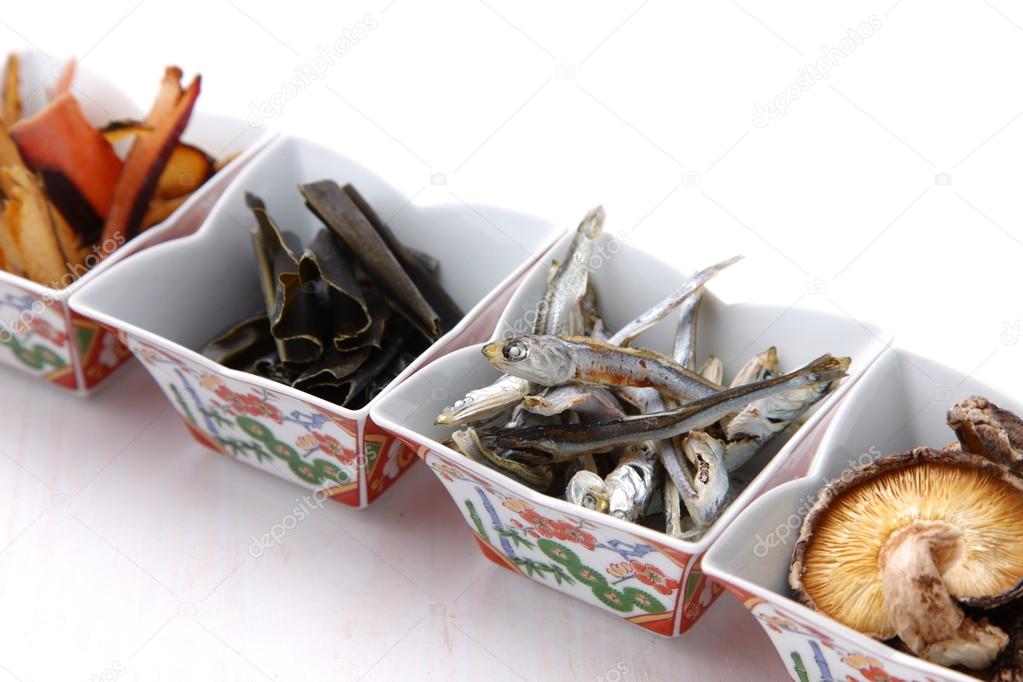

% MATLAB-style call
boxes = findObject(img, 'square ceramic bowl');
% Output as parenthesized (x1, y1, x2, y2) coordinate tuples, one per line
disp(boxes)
(702, 347, 1021, 681)
(71, 134, 562, 508)
(0, 50, 272, 393)
(370, 230, 892, 636)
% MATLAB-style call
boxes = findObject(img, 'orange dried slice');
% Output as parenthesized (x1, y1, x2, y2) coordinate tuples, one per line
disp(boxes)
(101, 68, 200, 242)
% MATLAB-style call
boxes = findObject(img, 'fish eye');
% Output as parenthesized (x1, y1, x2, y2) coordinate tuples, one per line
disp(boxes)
(503, 340, 527, 361)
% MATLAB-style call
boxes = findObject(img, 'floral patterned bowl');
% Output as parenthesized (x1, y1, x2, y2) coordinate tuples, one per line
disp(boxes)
(70, 134, 563, 507)
(370, 231, 892, 636)
(702, 347, 1021, 680)
(0, 50, 272, 394)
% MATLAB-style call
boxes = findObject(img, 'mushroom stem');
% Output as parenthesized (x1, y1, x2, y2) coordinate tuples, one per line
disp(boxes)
(880, 520, 1009, 670)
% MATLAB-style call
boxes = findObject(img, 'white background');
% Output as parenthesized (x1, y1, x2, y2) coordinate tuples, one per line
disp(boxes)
(3, 1, 1023, 680)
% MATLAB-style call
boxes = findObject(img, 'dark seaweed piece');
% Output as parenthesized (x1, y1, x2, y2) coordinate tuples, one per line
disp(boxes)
(247, 193, 323, 365)
(341, 183, 463, 332)
(250, 353, 299, 384)
(406, 246, 439, 276)
(334, 318, 415, 407)
(299, 180, 442, 340)
(293, 346, 372, 393)
(298, 228, 372, 345)
(202, 313, 275, 369)
(335, 285, 390, 352)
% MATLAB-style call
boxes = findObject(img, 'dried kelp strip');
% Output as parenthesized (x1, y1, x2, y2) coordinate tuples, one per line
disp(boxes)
(406, 246, 439, 276)
(293, 346, 372, 393)
(298, 228, 371, 345)
(341, 183, 462, 332)
(202, 313, 276, 369)
(300, 180, 442, 340)
(332, 317, 414, 407)
(248, 193, 323, 366)
(205, 182, 461, 410)
(335, 285, 391, 352)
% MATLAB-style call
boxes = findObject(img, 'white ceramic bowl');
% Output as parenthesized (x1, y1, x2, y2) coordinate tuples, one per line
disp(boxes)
(71, 134, 563, 507)
(371, 230, 892, 636)
(703, 347, 1022, 681)
(0, 49, 272, 393)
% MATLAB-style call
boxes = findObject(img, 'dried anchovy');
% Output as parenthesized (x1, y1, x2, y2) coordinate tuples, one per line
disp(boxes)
(452, 427, 552, 491)
(607, 255, 741, 347)
(490, 355, 849, 459)
(483, 335, 722, 402)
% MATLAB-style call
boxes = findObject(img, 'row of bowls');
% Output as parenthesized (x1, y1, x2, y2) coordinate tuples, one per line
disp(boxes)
(3, 51, 1002, 682)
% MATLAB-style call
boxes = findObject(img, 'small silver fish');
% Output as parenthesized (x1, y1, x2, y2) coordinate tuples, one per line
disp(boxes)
(436, 373, 530, 425)
(729, 347, 779, 388)
(565, 470, 608, 512)
(663, 480, 685, 538)
(680, 430, 729, 526)
(534, 206, 605, 335)
(521, 385, 626, 421)
(489, 354, 850, 458)
(451, 427, 552, 490)
(438, 209, 605, 425)
(719, 347, 780, 432)
(482, 335, 722, 403)
(672, 290, 703, 370)
(698, 356, 723, 386)
(721, 366, 845, 473)
(607, 255, 742, 347)
(605, 442, 660, 521)
(725, 377, 837, 442)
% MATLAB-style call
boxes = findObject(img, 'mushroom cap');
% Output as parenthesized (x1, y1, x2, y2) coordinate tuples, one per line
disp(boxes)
(789, 448, 1023, 639)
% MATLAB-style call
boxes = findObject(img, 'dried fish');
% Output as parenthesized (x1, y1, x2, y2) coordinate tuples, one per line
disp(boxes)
(679, 431, 729, 526)
(534, 206, 605, 335)
(490, 355, 849, 459)
(452, 427, 552, 491)
(607, 255, 741, 346)
(436, 373, 531, 426)
(672, 290, 702, 370)
(483, 335, 722, 402)
(437, 207, 604, 424)
(730, 347, 779, 388)
(721, 366, 844, 471)
(605, 442, 660, 521)
(432, 206, 849, 546)
(566, 470, 608, 512)
(698, 356, 723, 386)
(521, 385, 626, 421)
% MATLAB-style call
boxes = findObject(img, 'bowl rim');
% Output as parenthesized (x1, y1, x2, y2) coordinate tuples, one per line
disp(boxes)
(70, 133, 565, 421)
(700, 346, 1003, 682)
(0, 48, 276, 299)
(369, 235, 894, 555)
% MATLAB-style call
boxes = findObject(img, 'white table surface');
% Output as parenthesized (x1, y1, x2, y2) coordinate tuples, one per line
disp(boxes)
(4, 1, 1023, 680)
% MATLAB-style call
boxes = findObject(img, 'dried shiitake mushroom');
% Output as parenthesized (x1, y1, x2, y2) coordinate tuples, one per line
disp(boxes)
(790, 448, 1023, 671)
(949, 396, 1023, 476)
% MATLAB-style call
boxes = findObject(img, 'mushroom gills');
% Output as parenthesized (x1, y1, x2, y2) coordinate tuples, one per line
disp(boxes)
(791, 448, 1023, 672)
